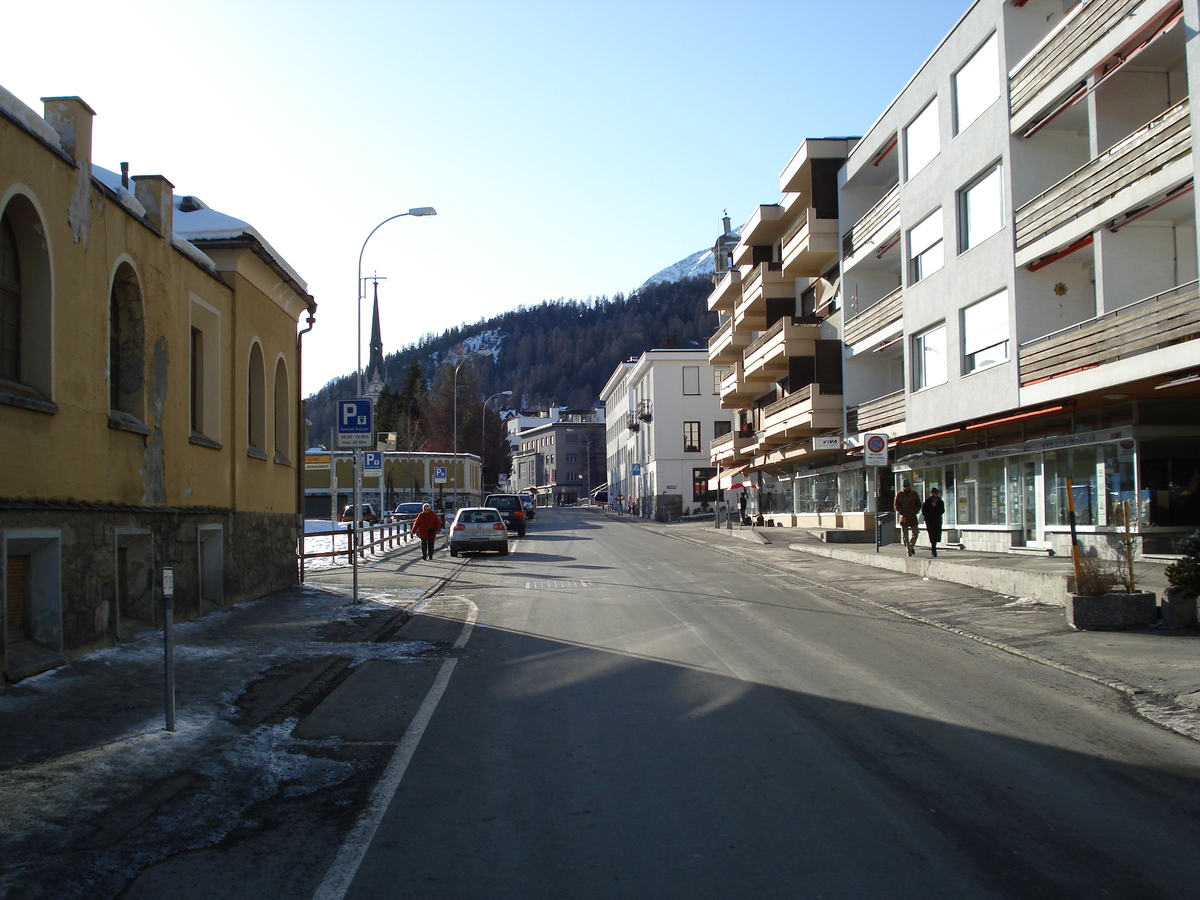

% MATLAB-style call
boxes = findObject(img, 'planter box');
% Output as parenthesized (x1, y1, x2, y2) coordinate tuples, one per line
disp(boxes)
(1161, 588, 1199, 629)
(1065, 591, 1157, 630)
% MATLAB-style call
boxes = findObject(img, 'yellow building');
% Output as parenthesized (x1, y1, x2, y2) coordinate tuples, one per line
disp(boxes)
(1, 86, 316, 681)
(303, 451, 483, 516)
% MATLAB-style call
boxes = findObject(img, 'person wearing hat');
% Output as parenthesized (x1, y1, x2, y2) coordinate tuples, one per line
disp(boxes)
(894, 478, 922, 556)
(921, 487, 946, 557)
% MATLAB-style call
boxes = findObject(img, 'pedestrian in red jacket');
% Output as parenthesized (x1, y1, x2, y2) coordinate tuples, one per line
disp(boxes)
(413, 504, 441, 560)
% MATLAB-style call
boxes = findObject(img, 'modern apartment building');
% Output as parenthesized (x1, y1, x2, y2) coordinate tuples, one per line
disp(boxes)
(1, 87, 316, 681)
(710, 0, 1200, 555)
(510, 408, 605, 505)
(600, 350, 729, 520)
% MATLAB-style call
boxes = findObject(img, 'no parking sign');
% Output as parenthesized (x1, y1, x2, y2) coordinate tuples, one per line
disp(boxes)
(864, 433, 889, 467)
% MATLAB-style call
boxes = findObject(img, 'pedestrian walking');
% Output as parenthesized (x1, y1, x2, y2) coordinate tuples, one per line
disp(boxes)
(894, 479, 922, 557)
(922, 487, 945, 557)
(413, 503, 441, 560)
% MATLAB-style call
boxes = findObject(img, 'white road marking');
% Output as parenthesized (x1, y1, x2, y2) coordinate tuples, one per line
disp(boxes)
(312, 598, 477, 900)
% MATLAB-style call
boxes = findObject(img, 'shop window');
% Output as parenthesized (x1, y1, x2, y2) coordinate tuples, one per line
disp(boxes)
(961, 290, 1009, 374)
(1139, 439, 1200, 527)
(692, 467, 717, 503)
(908, 209, 943, 283)
(904, 98, 939, 181)
(1044, 446, 1101, 527)
(955, 458, 1006, 525)
(953, 33, 999, 134)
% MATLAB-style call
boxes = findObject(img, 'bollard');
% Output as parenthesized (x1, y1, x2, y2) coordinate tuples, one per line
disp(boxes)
(162, 566, 176, 732)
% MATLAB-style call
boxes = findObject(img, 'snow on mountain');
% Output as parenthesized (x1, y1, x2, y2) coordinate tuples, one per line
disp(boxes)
(637, 226, 742, 292)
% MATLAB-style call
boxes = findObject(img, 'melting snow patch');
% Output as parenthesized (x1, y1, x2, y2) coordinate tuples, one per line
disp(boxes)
(1003, 597, 1053, 608)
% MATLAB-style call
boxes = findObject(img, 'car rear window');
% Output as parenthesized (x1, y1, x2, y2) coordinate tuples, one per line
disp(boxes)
(463, 511, 500, 524)
(488, 497, 521, 510)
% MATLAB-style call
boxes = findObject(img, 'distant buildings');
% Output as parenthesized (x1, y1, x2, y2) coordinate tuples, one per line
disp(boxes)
(709, 0, 1200, 554)
(509, 407, 605, 505)
(600, 350, 727, 520)
(1, 87, 315, 681)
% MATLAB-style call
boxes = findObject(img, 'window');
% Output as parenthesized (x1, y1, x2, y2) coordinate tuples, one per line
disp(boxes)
(683, 366, 700, 395)
(247, 341, 266, 456)
(908, 210, 943, 283)
(273, 357, 290, 463)
(109, 262, 146, 425)
(693, 467, 717, 502)
(684, 421, 701, 453)
(904, 99, 939, 180)
(712, 367, 725, 393)
(0, 216, 19, 382)
(714, 420, 732, 439)
(958, 163, 1004, 252)
(566, 454, 578, 463)
(912, 323, 947, 390)
(189, 298, 221, 443)
(962, 291, 1009, 374)
(954, 33, 999, 134)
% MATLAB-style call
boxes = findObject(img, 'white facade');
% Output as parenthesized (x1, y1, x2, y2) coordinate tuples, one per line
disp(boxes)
(600, 350, 730, 520)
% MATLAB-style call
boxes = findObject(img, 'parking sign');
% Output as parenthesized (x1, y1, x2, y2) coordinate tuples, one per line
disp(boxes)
(863, 432, 889, 467)
(434, 466, 447, 484)
(337, 399, 373, 448)
(363, 451, 382, 477)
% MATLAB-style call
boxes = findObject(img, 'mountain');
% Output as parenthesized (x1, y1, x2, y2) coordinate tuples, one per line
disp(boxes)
(304, 252, 719, 446)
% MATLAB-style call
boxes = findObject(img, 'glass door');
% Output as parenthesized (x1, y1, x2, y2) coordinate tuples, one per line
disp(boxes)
(1010, 454, 1046, 546)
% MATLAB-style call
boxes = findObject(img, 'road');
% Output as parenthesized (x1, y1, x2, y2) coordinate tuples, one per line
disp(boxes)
(308, 507, 1200, 899)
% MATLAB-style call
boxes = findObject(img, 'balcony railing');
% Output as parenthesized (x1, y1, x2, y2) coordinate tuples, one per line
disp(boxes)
(707, 268, 742, 313)
(1014, 99, 1191, 251)
(1019, 280, 1199, 385)
(842, 183, 900, 257)
(844, 287, 903, 346)
(760, 383, 843, 440)
(1009, 0, 1144, 119)
(710, 430, 753, 462)
(847, 390, 905, 434)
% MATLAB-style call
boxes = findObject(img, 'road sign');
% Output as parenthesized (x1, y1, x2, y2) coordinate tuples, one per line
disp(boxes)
(337, 399, 373, 448)
(864, 432, 889, 467)
(434, 466, 447, 484)
(363, 451, 382, 477)
(631, 463, 642, 476)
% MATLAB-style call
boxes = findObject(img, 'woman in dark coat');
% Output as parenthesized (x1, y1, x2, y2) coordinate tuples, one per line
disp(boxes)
(921, 487, 946, 557)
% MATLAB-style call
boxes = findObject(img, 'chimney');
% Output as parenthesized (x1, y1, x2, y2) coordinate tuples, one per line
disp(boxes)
(40, 96, 95, 168)
(133, 174, 175, 238)
(120, 162, 129, 190)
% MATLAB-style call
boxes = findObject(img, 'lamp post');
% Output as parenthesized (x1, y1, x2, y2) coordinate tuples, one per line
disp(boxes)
(452, 351, 489, 512)
(481, 390, 513, 500)
(567, 427, 597, 502)
(351, 207, 435, 603)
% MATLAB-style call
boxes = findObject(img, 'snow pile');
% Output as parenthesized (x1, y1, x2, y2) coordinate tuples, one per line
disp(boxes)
(0, 85, 60, 147)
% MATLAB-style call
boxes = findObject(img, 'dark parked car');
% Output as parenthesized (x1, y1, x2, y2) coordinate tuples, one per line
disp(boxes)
(518, 492, 536, 521)
(484, 493, 527, 536)
(394, 502, 424, 519)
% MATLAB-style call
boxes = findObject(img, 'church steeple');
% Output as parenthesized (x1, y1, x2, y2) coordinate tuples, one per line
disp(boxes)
(367, 277, 385, 384)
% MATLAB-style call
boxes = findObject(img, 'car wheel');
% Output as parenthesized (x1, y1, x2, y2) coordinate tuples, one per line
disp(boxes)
(498, 544, 509, 556)
(517, 527, 526, 537)
(449, 547, 459, 558)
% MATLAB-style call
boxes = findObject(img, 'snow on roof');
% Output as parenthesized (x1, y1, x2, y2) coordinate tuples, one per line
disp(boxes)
(0, 85, 60, 147)
(173, 201, 309, 293)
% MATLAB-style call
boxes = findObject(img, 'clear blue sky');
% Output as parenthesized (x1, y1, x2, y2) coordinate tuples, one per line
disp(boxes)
(4, 0, 968, 394)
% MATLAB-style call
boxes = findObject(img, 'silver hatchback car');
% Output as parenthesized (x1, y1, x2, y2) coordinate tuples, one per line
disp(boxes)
(448, 507, 510, 557)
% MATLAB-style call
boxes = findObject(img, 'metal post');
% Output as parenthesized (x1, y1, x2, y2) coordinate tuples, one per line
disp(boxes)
(162, 567, 176, 732)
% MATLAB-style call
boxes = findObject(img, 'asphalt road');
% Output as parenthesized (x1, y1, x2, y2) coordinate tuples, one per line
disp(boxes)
(312, 507, 1200, 900)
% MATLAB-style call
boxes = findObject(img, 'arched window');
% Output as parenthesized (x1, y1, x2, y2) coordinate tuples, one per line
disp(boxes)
(273, 357, 290, 463)
(247, 342, 266, 455)
(109, 261, 145, 424)
(0, 196, 53, 403)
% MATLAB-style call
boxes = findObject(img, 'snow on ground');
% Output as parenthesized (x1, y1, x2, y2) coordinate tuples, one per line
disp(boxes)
(301, 519, 414, 571)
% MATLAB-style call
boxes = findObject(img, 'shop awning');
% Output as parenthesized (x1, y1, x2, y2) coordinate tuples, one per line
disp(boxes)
(710, 465, 746, 491)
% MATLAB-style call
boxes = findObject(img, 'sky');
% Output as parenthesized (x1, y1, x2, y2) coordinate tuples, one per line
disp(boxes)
(3, 0, 969, 395)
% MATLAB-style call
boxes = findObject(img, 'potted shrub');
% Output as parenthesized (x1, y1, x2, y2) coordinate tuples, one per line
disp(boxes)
(1162, 531, 1200, 629)
(1065, 503, 1157, 630)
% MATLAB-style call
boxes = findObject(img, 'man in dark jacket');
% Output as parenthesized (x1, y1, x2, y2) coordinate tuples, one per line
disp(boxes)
(413, 503, 442, 560)
(922, 487, 946, 557)
(894, 479, 922, 557)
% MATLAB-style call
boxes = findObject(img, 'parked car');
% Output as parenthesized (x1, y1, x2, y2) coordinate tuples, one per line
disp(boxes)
(340, 503, 380, 524)
(394, 502, 424, 519)
(518, 492, 536, 521)
(484, 493, 527, 536)
(449, 507, 509, 557)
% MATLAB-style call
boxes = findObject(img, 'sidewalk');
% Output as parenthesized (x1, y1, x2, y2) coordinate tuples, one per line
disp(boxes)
(657, 518, 1200, 741)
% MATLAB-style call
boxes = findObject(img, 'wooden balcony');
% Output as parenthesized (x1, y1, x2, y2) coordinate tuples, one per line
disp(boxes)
(719, 359, 754, 405)
(842, 183, 900, 263)
(708, 317, 750, 366)
(844, 287, 903, 347)
(1014, 99, 1191, 255)
(1009, 0, 1146, 121)
(781, 206, 840, 277)
(733, 205, 788, 266)
(847, 390, 905, 435)
(707, 268, 742, 314)
(735, 262, 792, 332)
(710, 430, 754, 465)
(759, 384, 843, 443)
(743, 316, 822, 385)
(1018, 280, 1199, 386)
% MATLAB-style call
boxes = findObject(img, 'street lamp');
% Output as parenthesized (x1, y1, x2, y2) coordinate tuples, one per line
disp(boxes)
(482, 390, 513, 500)
(452, 351, 490, 511)
(350, 207, 435, 603)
